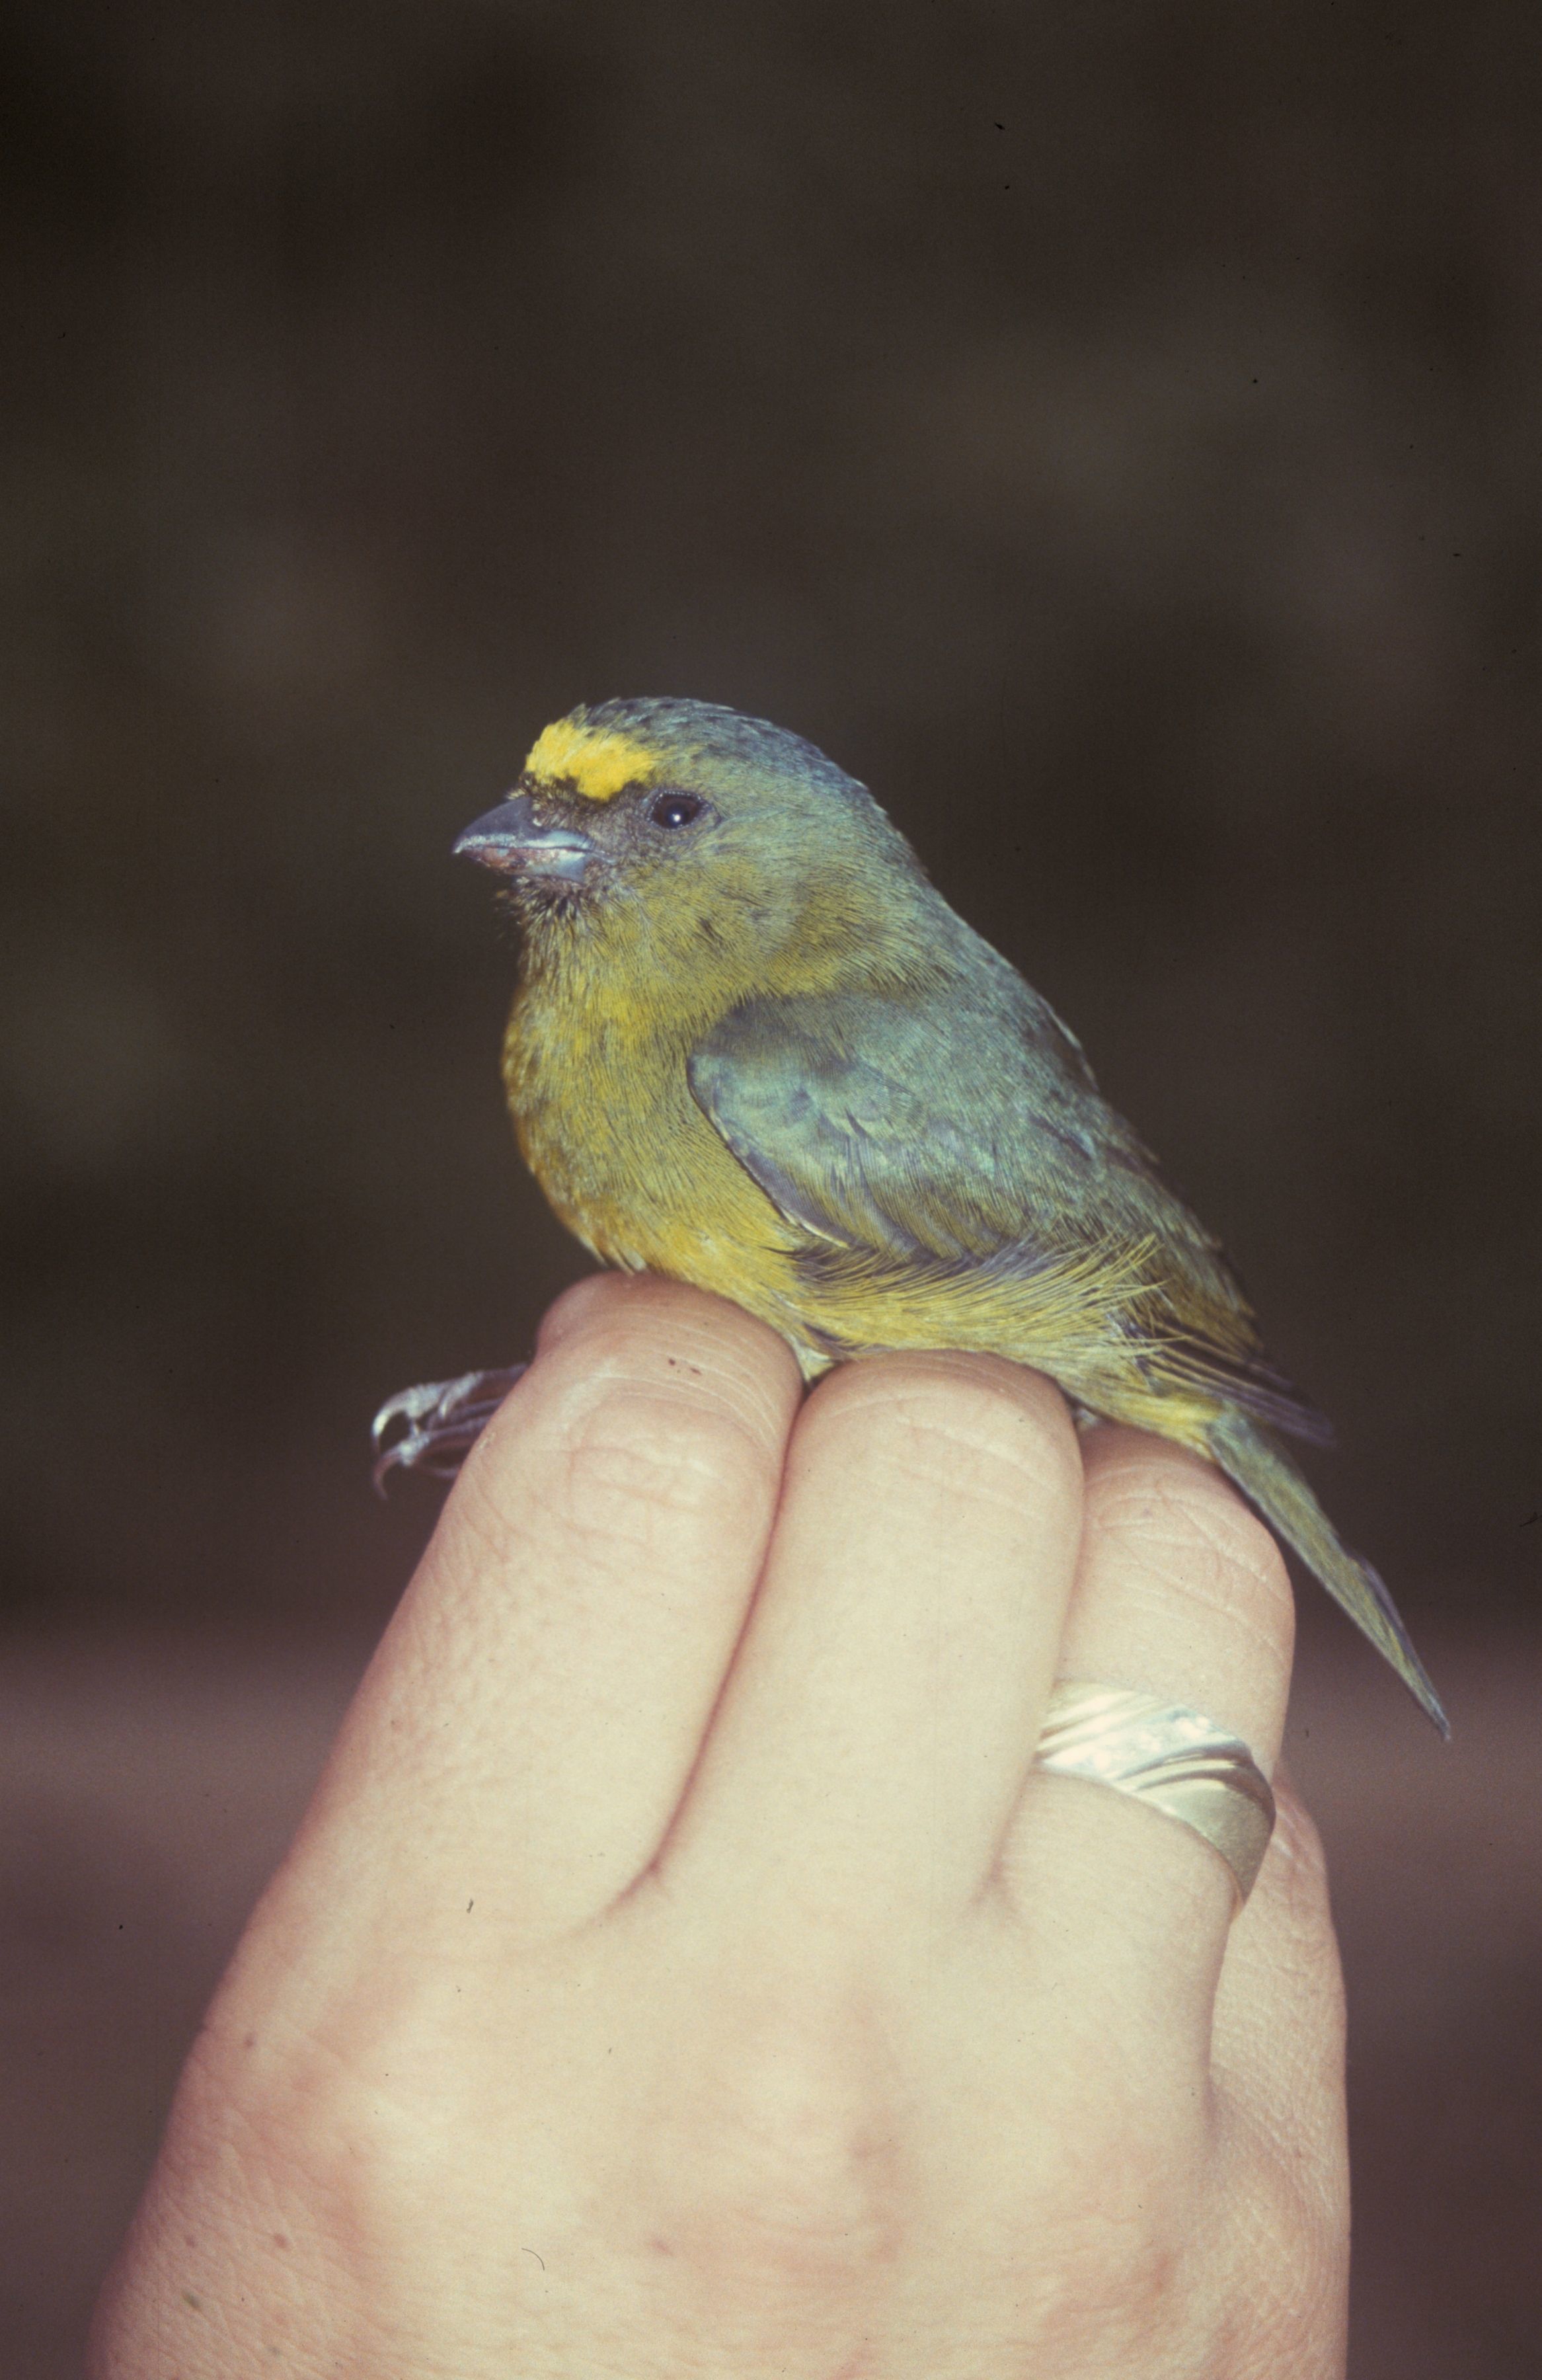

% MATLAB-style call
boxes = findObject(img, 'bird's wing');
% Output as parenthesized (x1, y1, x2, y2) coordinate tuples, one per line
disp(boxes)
(688, 988, 1332, 1444)
(688, 989, 1102, 1262)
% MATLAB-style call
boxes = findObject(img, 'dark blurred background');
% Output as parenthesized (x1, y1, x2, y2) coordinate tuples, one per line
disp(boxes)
(1, 1, 1537, 2371)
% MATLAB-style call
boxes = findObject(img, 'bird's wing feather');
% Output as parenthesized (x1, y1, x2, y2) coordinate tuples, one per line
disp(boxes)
(691, 987, 1159, 1263)
(688, 987, 1332, 1445)
(692, 993, 1067, 1257)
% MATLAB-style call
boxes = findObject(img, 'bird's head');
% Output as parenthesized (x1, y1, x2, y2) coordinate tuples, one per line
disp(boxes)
(454, 697, 931, 988)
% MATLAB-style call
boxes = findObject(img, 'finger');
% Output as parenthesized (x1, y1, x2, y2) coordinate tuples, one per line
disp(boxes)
(998, 1425, 1295, 2032)
(1209, 1774, 1350, 2344)
(665, 1352, 1083, 1942)
(1212, 1770, 1347, 2159)
(276, 1275, 802, 1946)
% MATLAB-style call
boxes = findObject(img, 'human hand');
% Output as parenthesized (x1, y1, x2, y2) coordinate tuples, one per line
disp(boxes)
(91, 1275, 1348, 2377)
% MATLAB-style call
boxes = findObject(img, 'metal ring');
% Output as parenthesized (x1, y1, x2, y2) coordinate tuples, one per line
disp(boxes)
(1032, 1681, 1277, 1906)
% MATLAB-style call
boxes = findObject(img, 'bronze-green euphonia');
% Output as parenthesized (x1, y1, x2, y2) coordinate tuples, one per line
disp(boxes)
(376, 696, 1445, 1733)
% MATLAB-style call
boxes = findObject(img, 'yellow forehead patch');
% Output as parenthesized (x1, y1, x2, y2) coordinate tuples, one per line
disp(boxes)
(523, 715, 658, 803)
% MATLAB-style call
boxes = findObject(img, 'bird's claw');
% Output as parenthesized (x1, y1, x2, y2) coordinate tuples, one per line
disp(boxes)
(371, 1365, 529, 1495)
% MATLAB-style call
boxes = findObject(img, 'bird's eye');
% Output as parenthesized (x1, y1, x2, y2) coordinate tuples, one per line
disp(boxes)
(648, 791, 706, 830)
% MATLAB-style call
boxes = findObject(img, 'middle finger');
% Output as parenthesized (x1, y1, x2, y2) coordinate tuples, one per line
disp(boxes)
(664, 1351, 1083, 1939)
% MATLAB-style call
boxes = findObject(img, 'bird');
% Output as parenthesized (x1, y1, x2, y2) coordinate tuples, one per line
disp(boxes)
(373, 695, 1446, 1733)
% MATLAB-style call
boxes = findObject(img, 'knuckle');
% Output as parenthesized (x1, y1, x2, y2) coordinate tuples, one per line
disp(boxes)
(1013, 2090, 1200, 2357)
(1094, 1450, 1295, 1655)
(555, 1300, 791, 1443)
(535, 1270, 625, 1345)
(178, 2006, 378, 2205)
(815, 1356, 1079, 1514)
(1044, 2214, 1188, 2358)
(646, 1988, 905, 2284)
(442, 1336, 783, 1610)
(557, 1381, 770, 1532)
(539, 1274, 798, 1403)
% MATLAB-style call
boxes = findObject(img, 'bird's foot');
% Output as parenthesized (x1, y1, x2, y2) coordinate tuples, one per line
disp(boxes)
(371, 1365, 529, 1494)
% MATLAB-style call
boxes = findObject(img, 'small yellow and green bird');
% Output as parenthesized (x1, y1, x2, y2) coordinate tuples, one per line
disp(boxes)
(375, 696, 1446, 1732)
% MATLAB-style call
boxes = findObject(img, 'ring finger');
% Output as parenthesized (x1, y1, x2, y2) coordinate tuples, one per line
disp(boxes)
(997, 1423, 1296, 2036)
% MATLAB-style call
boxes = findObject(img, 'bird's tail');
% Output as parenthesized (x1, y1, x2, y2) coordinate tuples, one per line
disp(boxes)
(1205, 1407, 1448, 1736)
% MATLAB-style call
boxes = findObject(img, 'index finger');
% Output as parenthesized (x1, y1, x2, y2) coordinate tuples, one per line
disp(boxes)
(271, 1276, 802, 1952)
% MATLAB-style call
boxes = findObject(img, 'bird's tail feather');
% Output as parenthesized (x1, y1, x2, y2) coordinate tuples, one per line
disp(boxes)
(1205, 1408, 1448, 1737)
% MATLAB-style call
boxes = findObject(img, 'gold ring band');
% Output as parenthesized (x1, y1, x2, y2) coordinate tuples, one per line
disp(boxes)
(1032, 1681, 1277, 1906)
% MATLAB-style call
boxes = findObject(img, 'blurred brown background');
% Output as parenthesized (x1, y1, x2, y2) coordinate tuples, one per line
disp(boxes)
(1, 2, 1537, 2371)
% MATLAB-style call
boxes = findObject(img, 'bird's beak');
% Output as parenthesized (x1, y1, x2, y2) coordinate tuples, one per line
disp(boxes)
(453, 795, 598, 883)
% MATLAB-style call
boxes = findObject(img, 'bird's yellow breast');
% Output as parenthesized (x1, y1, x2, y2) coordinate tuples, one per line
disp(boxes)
(503, 971, 823, 1347)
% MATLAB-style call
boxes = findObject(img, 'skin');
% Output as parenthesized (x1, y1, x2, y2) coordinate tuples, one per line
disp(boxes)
(93, 1277, 1349, 2379)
